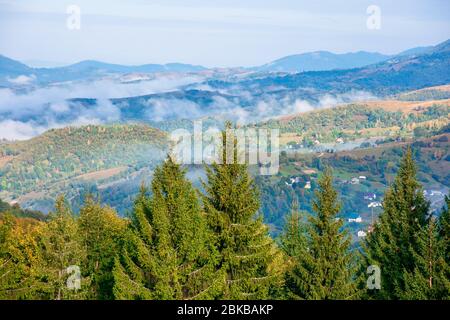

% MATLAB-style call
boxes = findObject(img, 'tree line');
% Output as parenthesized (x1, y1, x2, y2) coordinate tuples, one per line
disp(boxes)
(0, 126, 448, 300)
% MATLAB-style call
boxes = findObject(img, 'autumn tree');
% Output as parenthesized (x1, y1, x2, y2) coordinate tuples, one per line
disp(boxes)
(0, 214, 43, 299)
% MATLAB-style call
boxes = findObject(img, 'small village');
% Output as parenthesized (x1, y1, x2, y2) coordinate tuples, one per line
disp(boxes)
(283, 168, 385, 239)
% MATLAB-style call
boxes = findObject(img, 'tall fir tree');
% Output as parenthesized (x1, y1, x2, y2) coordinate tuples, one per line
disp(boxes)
(202, 123, 282, 299)
(38, 195, 89, 299)
(439, 194, 450, 264)
(364, 147, 444, 299)
(280, 200, 307, 259)
(111, 189, 153, 300)
(281, 168, 358, 299)
(113, 156, 222, 300)
(279, 200, 308, 299)
(439, 194, 450, 297)
(401, 216, 449, 299)
(78, 196, 127, 299)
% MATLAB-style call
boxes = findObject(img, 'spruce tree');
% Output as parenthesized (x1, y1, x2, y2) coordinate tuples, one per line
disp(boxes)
(401, 216, 449, 299)
(439, 194, 450, 263)
(113, 156, 222, 300)
(78, 196, 127, 299)
(364, 148, 433, 299)
(280, 200, 307, 259)
(202, 123, 282, 299)
(38, 195, 88, 299)
(281, 168, 357, 299)
(111, 189, 154, 300)
(279, 201, 308, 299)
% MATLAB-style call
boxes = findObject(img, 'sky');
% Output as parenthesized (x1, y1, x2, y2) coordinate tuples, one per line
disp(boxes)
(0, 0, 449, 68)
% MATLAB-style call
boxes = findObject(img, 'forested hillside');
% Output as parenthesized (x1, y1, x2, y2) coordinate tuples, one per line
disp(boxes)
(258, 99, 449, 144)
(0, 125, 168, 211)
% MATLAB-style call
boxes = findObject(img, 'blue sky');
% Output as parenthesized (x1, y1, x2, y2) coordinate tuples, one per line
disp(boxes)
(0, 0, 449, 67)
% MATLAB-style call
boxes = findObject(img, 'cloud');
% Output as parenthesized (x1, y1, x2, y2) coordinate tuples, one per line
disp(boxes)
(7, 74, 36, 85)
(145, 99, 204, 122)
(0, 68, 378, 141)
(141, 87, 378, 126)
(0, 74, 204, 140)
(0, 119, 47, 140)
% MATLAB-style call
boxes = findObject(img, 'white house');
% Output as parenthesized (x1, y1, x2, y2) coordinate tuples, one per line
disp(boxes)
(348, 216, 362, 223)
(286, 177, 302, 187)
(364, 193, 376, 201)
(368, 201, 382, 208)
(290, 177, 301, 184)
(304, 181, 311, 189)
(357, 230, 367, 238)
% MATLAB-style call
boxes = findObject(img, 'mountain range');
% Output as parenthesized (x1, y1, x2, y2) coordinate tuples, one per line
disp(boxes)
(254, 46, 434, 73)
(0, 57, 206, 86)
(0, 42, 442, 86)
(255, 51, 390, 73)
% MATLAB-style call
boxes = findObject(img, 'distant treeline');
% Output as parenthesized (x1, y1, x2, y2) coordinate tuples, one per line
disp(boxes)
(0, 125, 448, 300)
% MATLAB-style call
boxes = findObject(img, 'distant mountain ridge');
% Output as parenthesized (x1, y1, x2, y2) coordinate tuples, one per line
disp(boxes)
(253, 44, 440, 73)
(0, 56, 206, 85)
(232, 39, 450, 96)
(0, 55, 32, 76)
(254, 51, 391, 73)
(52, 60, 206, 73)
(1, 40, 447, 85)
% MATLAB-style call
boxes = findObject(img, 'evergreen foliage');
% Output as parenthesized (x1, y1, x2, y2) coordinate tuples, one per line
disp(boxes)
(112, 156, 222, 300)
(37, 195, 88, 299)
(202, 123, 282, 299)
(281, 169, 358, 299)
(365, 148, 449, 299)
(77, 196, 127, 299)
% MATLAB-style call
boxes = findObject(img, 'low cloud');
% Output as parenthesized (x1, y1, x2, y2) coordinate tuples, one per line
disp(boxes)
(7, 74, 36, 85)
(138, 89, 378, 126)
(0, 74, 204, 140)
(0, 119, 47, 140)
(0, 71, 377, 140)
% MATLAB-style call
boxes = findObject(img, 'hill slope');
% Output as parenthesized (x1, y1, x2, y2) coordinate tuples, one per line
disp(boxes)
(0, 124, 169, 210)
